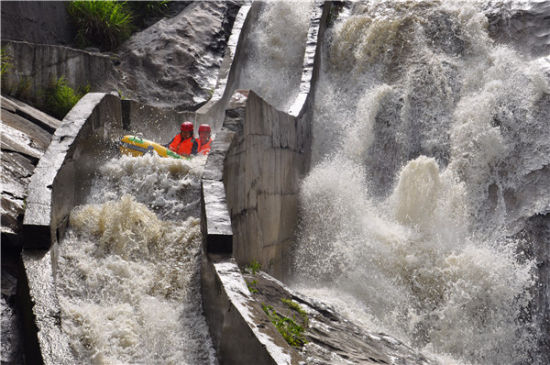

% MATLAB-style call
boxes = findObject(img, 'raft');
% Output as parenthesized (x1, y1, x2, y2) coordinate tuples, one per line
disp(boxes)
(119, 135, 185, 159)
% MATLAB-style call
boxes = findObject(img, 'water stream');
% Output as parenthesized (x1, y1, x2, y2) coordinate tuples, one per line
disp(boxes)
(56, 154, 216, 364)
(238, 0, 314, 111)
(293, 1, 549, 364)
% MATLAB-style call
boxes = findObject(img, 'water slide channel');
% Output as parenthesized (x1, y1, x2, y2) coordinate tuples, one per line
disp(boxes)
(52, 2, 314, 363)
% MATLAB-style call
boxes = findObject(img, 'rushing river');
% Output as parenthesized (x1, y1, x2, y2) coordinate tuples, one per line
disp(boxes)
(293, 1, 549, 364)
(56, 154, 216, 364)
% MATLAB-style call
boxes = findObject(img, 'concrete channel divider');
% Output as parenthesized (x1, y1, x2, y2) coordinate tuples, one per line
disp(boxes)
(21, 92, 123, 365)
(197, 2, 333, 363)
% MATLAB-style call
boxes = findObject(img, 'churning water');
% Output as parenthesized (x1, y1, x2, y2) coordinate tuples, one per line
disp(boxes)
(238, 0, 313, 111)
(293, 1, 549, 364)
(56, 154, 216, 364)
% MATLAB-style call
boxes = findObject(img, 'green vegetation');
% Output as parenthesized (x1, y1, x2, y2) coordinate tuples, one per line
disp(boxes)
(246, 279, 259, 294)
(127, 1, 170, 28)
(67, 1, 172, 51)
(262, 303, 308, 348)
(281, 298, 309, 327)
(1, 48, 13, 76)
(246, 259, 262, 275)
(43, 77, 89, 119)
(67, 0, 133, 51)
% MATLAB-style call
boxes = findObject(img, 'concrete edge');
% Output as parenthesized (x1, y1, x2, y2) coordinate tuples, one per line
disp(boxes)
(22, 92, 122, 249)
(288, 0, 331, 117)
(195, 3, 252, 131)
(201, 256, 302, 365)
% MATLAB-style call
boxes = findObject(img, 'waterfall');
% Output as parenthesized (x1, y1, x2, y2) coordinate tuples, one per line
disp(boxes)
(56, 154, 216, 364)
(293, 1, 549, 364)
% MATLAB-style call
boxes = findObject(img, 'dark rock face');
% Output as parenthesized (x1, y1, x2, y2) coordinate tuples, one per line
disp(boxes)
(108, 1, 241, 111)
(1, 265, 24, 364)
(486, 1, 550, 57)
(1, 96, 60, 249)
(0, 1, 74, 45)
(516, 214, 550, 365)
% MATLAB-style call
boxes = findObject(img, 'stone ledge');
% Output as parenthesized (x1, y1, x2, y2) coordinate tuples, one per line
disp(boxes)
(201, 256, 302, 365)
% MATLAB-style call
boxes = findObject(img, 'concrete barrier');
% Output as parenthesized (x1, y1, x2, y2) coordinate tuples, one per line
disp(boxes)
(17, 1, 332, 363)
(23, 93, 123, 249)
(21, 92, 123, 365)
(195, 3, 252, 131)
(203, 1, 332, 281)
(0, 40, 115, 107)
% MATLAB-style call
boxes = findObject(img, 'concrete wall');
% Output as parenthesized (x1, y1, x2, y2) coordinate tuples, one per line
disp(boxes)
(1, 1, 74, 46)
(195, 3, 253, 131)
(1, 40, 115, 107)
(223, 91, 308, 279)
(213, 1, 331, 280)
(121, 99, 195, 144)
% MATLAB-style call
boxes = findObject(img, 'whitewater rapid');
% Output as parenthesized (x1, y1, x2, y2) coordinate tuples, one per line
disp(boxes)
(56, 154, 216, 364)
(293, 1, 549, 365)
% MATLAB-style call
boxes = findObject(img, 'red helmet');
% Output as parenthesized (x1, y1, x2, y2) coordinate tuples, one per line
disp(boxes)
(198, 124, 211, 133)
(180, 121, 194, 132)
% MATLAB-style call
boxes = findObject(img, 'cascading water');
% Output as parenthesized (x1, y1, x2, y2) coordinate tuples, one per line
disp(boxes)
(56, 154, 217, 364)
(238, 0, 313, 111)
(293, 1, 549, 364)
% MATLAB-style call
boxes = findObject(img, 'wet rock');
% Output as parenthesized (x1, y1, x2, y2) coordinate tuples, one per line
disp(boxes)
(1, 268, 23, 364)
(109, 1, 241, 111)
(485, 1, 550, 57)
(1, 95, 60, 248)
(242, 271, 435, 365)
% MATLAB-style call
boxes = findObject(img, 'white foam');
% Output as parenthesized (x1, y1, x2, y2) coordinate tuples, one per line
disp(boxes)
(293, 1, 548, 364)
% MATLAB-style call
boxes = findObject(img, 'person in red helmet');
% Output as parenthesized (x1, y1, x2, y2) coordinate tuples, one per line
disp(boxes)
(168, 121, 198, 156)
(197, 124, 213, 155)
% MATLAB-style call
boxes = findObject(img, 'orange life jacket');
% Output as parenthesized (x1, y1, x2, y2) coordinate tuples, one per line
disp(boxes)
(197, 138, 213, 155)
(168, 134, 197, 156)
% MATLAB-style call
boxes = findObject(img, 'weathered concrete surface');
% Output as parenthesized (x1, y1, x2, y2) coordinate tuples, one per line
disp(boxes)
(120, 99, 195, 144)
(23, 92, 122, 249)
(19, 92, 124, 365)
(223, 90, 309, 280)
(201, 257, 303, 365)
(1, 40, 114, 108)
(19, 248, 75, 365)
(0, 1, 74, 46)
(1, 95, 61, 249)
(196, 3, 253, 131)
(243, 271, 435, 365)
(201, 180, 233, 254)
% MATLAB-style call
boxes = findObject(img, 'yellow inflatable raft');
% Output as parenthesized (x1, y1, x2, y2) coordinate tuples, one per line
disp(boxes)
(119, 135, 185, 159)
